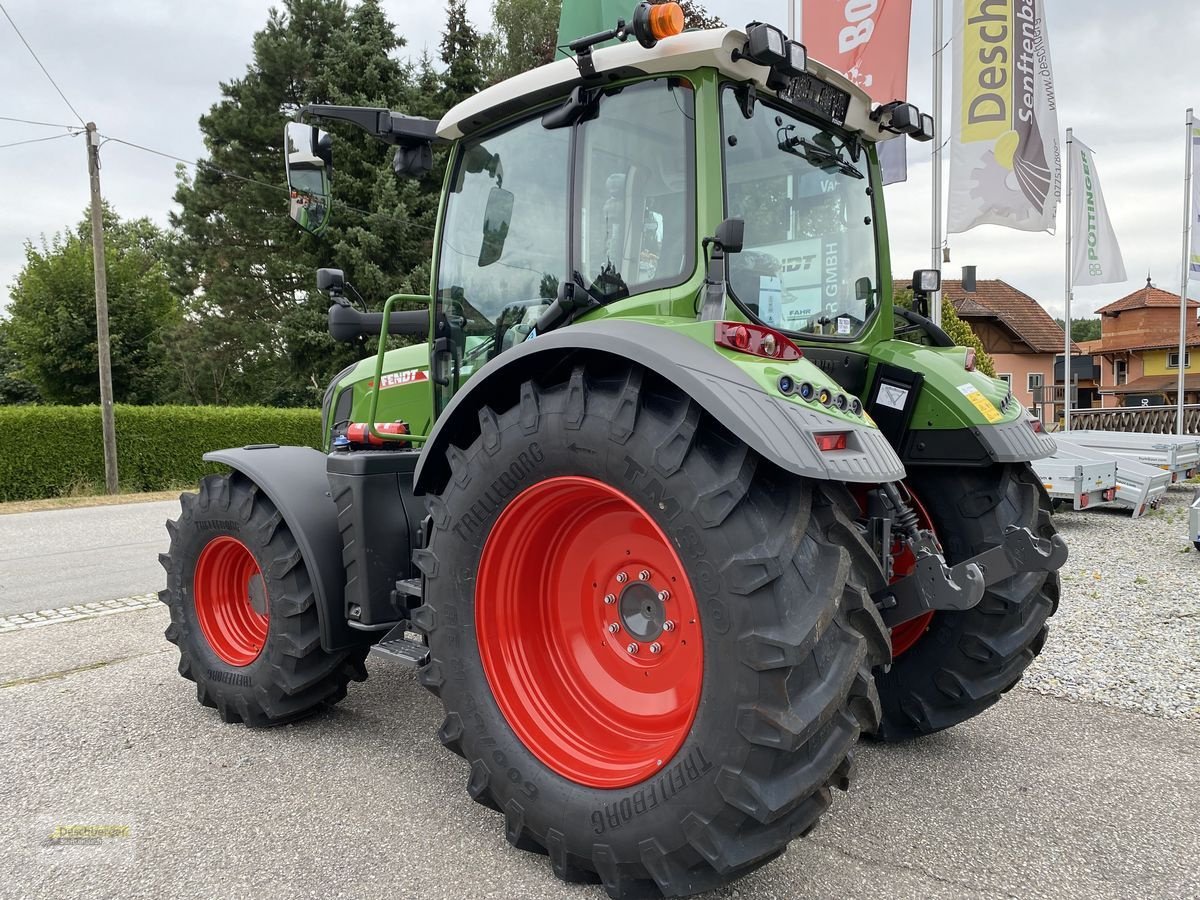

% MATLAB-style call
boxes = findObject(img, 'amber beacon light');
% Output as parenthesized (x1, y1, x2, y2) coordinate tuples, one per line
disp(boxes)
(633, 2, 685, 47)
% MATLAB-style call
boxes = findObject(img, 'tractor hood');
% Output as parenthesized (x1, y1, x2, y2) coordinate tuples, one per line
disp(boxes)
(438, 27, 891, 144)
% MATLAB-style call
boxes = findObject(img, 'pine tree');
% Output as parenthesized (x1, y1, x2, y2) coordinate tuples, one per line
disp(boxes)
(483, 0, 561, 83)
(169, 0, 424, 406)
(441, 0, 486, 108)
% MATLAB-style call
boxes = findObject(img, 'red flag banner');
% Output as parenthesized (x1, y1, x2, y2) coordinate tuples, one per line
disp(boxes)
(798, 1, 913, 183)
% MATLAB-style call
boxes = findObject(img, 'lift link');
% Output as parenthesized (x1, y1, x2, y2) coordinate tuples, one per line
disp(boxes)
(875, 525, 1068, 630)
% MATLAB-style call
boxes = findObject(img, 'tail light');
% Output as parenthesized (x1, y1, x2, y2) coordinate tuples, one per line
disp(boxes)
(1029, 419, 1044, 434)
(964, 348, 977, 372)
(1103, 488, 1116, 501)
(814, 432, 848, 452)
(1079, 493, 1089, 509)
(715, 322, 802, 361)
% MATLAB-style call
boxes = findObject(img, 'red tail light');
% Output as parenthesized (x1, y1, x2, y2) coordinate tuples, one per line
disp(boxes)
(715, 322, 802, 361)
(1079, 493, 1089, 509)
(964, 348, 977, 372)
(814, 432, 848, 452)
(1029, 419, 1044, 434)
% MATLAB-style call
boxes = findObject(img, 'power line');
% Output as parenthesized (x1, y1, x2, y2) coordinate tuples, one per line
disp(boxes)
(0, 114, 76, 129)
(0, 131, 76, 150)
(0, 1, 86, 126)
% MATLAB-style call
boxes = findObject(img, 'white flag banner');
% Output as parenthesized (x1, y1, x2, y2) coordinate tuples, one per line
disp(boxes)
(1191, 125, 1200, 279)
(1071, 138, 1126, 286)
(947, 0, 1061, 234)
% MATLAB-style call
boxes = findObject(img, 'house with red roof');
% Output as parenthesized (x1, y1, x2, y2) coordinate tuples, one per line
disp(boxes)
(1089, 278, 1200, 408)
(939, 280, 1077, 411)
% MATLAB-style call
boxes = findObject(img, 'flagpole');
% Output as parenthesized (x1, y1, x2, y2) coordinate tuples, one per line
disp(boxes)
(1063, 128, 1074, 432)
(1179, 108, 1194, 436)
(931, 0, 944, 323)
(788, 0, 796, 37)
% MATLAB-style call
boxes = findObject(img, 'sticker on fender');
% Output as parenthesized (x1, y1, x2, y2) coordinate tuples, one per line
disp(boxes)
(380, 369, 429, 390)
(957, 383, 1002, 423)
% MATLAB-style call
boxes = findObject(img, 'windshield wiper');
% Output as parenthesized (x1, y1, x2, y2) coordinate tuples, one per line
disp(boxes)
(777, 131, 864, 180)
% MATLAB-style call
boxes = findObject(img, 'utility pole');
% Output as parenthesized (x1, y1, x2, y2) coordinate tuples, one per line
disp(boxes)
(1178, 108, 1194, 437)
(86, 122, 119, 494)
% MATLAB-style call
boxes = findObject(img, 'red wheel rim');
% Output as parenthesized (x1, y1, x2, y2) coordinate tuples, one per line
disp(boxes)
(193, 535, 269, 667)
(888, 487, 936, 657)
(476, 476, 704, 789)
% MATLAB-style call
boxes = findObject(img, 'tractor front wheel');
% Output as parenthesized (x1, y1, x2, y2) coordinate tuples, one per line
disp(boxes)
(415, 365, 889, 898)
(159, 473, 368, 726)
(872, 464, 1060, 741)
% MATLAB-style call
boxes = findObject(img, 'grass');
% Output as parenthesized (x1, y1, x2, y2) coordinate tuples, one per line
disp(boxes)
(0, 488, 184, 516)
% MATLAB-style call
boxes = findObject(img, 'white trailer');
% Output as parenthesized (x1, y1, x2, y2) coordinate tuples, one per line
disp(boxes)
(1190, 488, 1200, 552)
(1034, 455, 1117, 511)
(1057, 431, 1200, 483)
(1049, 441, 1171, 518)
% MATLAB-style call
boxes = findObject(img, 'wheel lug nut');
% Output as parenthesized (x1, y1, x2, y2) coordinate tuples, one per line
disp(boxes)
(608, 623, 620, 634)
(626, 643, 639, 654)
(603, 593, 616, 605)
(616, 572, 628, 584)
(650, 642, 662, 654)
(638, 569, 651, 581)
(657, 590, 670, 601)
(663, 620, 675, 631)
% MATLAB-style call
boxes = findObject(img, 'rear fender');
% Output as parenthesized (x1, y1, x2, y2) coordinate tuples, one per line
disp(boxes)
(412, 319, 906, 494)
(203, 445, 360, 653)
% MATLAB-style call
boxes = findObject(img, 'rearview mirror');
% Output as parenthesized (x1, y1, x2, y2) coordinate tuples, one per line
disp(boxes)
(714, 217, 745, 254)
(284, 122, 333, 235)
(479, 187, 514, 267)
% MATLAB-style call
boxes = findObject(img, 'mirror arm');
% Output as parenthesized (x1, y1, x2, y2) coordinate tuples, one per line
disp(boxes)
(297, 104, 448, 147)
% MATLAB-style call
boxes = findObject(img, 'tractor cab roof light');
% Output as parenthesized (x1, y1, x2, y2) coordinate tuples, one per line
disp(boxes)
(871, 100, 933, 141)
(569, 2, 684, 77)
(714, 322, 803, 361)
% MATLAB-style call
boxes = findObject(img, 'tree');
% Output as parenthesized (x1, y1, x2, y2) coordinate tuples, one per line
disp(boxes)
(441, 0, 486, 108)
(664, 0, 724, 29)
(0, 321, 40, 404)
(169, 0, 431, 407)
(483, 0, 561, 83)
(1054, 316, 1101, 343)
(894, 288, 997, 378)
(5, 206, 179, 405)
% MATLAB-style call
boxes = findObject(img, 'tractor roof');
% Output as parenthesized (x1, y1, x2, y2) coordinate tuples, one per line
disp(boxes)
(438, 27, 889, 144)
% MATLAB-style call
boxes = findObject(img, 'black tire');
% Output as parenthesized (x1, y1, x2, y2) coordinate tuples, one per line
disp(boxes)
(873, 463, 1060, 741)
(414, 364, 889, 899)
(159, 472, 368, 726)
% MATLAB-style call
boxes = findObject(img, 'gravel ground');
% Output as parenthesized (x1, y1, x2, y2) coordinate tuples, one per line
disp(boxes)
(1023, 482, 1200, 720)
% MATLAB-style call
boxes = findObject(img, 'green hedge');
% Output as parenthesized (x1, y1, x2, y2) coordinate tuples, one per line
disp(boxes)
(0, 405, 321, 501)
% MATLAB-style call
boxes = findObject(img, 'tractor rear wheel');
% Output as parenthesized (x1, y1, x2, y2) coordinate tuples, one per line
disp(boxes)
(159, 473, 368, 726)
(414, 365, 889, 899)
(872, 464, 1060, 741)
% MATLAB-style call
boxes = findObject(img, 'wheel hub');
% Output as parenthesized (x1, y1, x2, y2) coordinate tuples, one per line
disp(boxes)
(617, 581, 665, 642)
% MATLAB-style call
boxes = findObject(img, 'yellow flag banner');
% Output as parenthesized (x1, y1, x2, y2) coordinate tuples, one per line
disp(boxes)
(948, 0, 1061, 234)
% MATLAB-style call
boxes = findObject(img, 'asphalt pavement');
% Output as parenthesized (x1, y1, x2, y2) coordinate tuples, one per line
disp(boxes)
(0, 500, 177, 616)
(1, 605, 1197, 900)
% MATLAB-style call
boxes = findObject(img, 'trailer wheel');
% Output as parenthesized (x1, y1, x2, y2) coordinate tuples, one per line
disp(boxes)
(872, 463, 1059, 741)
(416, 365, 889, 898)
(160, 473, 368, 726)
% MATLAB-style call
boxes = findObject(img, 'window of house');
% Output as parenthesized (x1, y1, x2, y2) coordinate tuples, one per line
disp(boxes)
(1167, 351, 1192, 369)
(1027, 373, 1044, 391)
(998, 373, 1013, 387)
(1114, 359, 1127, 385)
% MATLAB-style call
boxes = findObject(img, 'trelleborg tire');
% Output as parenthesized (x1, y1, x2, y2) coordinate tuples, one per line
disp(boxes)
(159, 472, 368, 726)
(413, 364, 889, 899)
(872, 463, 1061, 741)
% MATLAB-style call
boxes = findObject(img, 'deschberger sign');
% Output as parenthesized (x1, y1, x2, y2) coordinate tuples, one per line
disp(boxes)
(948, 0, 1061, 233)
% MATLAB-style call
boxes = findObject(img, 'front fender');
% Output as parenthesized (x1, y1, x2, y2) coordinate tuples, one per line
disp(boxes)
(413, 320, 905, 494)
(203, 445, 360, 653)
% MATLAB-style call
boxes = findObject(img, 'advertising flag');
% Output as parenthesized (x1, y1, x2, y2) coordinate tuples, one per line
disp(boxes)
(1071, 138, 1126, 286)
(1191, 124, 1200, 279)
(797, 0, 914, 184)
(947, 0, 1061, 233)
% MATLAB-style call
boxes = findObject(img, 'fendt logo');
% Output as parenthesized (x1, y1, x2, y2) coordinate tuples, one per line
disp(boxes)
(380, 369, 429, 390)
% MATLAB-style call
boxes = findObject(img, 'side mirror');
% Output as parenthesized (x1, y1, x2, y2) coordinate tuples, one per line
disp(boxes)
(479, 187, 515, 267)
(284, 122, 333, 235)
(714, 217, 745, 254)
(855, 276, 874, 305)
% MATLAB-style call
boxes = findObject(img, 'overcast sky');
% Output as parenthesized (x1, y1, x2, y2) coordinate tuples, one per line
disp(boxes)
(2, 0, 1198, 320)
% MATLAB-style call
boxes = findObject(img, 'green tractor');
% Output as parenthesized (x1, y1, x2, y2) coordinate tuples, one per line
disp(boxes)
(160, 7, 1066, 897)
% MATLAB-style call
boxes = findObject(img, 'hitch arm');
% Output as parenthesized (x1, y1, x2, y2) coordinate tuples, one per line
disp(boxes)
(875, 526, 1067, 630)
